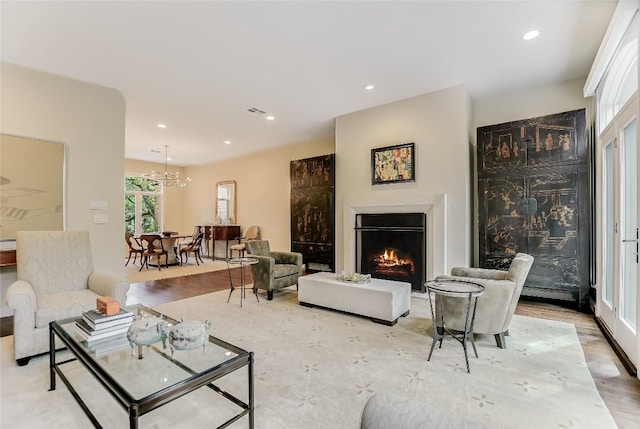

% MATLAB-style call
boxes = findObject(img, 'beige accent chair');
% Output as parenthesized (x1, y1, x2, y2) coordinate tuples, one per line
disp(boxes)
(230, 225, 261, 258)
(245, 240, 303, 300)
(434, 252, 534, 349)
(6, 230, 129, 365)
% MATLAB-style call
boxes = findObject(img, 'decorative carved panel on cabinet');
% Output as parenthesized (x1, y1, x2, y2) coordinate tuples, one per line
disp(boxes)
(290, 154, 335, 273)
(477, 109, 591, 311)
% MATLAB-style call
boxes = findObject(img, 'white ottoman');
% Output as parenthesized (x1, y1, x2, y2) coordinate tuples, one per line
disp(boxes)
(298, 272, 411, 325)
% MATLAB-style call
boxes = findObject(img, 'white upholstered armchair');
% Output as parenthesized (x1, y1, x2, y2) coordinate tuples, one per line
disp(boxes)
(434, 252, 534, 349)
(6, 230, 129, 365)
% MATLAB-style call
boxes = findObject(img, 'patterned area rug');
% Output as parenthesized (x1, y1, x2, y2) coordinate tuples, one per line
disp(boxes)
(124, 258, 228, 283)
(0, 288, 617, 428)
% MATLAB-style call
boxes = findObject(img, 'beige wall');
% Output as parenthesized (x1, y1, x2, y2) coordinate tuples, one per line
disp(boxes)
(335, 85, 473, 279)
(178, 136, 334, 253)
(1, 62, 127, 316)
(473, 78, 589, 129)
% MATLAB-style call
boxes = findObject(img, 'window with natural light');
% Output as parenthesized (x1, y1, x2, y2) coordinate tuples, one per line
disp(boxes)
(217, 185, 231, 223)
(124, 176, 163, 235)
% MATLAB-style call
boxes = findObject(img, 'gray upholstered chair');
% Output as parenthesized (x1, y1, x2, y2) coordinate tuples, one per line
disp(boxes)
(5, 230, 129, 365)
(360, 392, 486, 429)
(434, 252, 534, 349)
(245, 240, 303, 300)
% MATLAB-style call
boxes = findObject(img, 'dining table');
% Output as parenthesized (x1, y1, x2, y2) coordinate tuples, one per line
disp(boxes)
(136, 233, 191, 266)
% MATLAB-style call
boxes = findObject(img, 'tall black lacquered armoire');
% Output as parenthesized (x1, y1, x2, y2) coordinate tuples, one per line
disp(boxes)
(476, 109, 591, 312)
(290, 154, 335, 273)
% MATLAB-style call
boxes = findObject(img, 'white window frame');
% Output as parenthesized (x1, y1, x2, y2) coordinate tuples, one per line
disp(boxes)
(125, 175, 164, 235)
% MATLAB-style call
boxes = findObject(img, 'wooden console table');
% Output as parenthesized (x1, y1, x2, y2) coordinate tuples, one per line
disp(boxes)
(0, 249, 17, 267)
(197, 225, 241, 260)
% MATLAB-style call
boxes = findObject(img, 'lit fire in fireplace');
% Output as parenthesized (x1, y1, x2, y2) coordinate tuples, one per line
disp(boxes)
(372, 248, 414, 276)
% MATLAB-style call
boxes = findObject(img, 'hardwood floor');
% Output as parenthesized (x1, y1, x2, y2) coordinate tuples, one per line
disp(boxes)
(2, 270, 639, 427)
(516, 300, 640, 428)
(126, 267, 240, 307)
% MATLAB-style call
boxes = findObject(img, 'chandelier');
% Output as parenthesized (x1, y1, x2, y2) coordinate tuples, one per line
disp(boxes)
(143, 145, 192, 187)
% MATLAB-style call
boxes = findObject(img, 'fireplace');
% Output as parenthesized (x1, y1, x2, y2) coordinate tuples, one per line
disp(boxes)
(355, 213, 426, 291)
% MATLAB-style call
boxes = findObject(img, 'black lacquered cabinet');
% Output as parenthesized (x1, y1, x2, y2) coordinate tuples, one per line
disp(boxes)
(290, 154, 335, 272)
(477, 109, 591, 311)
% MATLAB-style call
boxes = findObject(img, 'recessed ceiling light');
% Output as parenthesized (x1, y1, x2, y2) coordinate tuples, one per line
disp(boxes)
(224, 140, 231, 145)
(157, 123, 167, 128)
(266, 116, 275, 121)
(364, 84, 375, 90)
(522, 30, 540, 41)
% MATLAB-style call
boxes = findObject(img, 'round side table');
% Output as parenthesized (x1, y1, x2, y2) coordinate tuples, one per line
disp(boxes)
(425, 279, 484, 373)
(226, 257, 259, 307)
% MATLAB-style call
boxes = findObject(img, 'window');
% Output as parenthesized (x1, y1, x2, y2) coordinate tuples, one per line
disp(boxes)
(598, 14, 638, 133)
(217, 184, 231, 223)
(124, 176, 163, 235)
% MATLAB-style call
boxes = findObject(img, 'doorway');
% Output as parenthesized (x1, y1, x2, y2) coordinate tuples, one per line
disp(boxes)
(600, 94, 639, 367)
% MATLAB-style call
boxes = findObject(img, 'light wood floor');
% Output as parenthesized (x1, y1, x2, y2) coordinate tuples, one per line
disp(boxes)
(516, 300, 640, 428)
(2, 270, 639, 427)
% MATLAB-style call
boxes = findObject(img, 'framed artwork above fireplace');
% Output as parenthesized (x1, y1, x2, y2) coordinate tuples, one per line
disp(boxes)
(371, 142, 415, 185)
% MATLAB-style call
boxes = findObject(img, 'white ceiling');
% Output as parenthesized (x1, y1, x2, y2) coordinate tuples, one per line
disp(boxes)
(1, 1, 616, 167)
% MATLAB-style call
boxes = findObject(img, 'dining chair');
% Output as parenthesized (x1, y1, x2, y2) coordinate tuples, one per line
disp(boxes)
(179, 232, 205, 265)
(178, 226, 200, 250)
(139, 234, 169, 271)
(124, 232, 144, 266)
(230, 225, 261, 258)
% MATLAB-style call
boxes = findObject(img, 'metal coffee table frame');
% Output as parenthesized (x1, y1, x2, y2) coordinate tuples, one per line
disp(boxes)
(425, 279, 484, 373)
(49, 305, 254, 429)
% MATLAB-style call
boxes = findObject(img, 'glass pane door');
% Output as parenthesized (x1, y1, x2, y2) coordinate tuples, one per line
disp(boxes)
(598, 99, 638, 367)
(603, 142, 615, 307)
(620, 119, 638, 330)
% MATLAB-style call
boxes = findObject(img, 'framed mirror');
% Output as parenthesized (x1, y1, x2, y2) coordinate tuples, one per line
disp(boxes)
(0, 133, 65, 240)
(215, 180, 237, 224)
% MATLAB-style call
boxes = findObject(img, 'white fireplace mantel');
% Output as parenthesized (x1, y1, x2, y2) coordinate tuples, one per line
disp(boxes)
(342, 192, 447, 282)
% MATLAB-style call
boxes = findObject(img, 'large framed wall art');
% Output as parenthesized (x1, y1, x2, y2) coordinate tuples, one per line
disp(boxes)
(0, 133, 65, 241)
(371, 142, 415, 185)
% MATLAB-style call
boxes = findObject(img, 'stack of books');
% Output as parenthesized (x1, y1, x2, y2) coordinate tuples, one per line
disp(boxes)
(75, 308, 135, 356)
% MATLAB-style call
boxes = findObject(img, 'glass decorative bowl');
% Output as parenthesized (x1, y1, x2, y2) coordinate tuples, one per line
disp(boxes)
(336, 271, 371, 284)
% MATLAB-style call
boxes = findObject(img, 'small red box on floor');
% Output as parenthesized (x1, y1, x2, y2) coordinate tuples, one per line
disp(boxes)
(97, 296, 120, 315)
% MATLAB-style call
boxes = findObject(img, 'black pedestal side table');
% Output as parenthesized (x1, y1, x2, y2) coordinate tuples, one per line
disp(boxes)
(425, 279, 485, 373)
(227, 257, 259, 307)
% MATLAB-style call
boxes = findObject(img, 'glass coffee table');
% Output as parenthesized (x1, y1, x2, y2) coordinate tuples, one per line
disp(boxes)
(49, 305, 254, 428)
